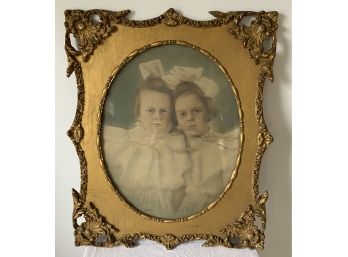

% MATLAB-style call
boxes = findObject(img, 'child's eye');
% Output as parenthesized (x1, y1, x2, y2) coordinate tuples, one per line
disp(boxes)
(160, 108, 167, 113)
(178, 111, 186, 117)
(193, 108, 201, 113)
(147, 108, 154, 113)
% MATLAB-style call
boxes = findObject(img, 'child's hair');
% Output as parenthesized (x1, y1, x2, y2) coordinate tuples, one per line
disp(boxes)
(174, 81, 217, 121)
(134, 76, 175, 119)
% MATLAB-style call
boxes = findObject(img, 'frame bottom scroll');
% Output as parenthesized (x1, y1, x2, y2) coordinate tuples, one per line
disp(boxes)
(72, 189, 267, 249)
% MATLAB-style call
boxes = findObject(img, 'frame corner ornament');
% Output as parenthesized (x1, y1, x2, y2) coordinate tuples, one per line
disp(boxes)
(210, 10, 278, 81)
(64, 9, 131, 77)
(72, 189, 119, 247)
(203, 191, 268, 249)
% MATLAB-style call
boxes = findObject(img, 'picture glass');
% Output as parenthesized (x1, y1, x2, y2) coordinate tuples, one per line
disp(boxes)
(101, 43, 241, 219)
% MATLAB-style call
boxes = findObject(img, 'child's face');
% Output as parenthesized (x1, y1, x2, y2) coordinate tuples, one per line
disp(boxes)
(175, 93, 210, 137)
(138, 90, 172, 134)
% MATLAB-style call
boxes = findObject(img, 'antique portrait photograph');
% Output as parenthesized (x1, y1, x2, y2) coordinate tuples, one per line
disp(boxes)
(101, 43, 242, 220)
(55, 0, 293, 255)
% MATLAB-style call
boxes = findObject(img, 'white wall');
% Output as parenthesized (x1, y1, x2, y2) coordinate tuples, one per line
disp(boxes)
(55, 1, 291, 257)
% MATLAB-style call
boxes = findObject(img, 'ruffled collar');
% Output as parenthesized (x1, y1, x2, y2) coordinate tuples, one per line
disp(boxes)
(182, 128, 240, 152)
(128, 123, 169, 146)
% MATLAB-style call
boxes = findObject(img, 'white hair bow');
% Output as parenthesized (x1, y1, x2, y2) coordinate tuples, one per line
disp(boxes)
(162, 66, 218, 98)
(139, 59, 165, 79)
(138, 60, 218, 98)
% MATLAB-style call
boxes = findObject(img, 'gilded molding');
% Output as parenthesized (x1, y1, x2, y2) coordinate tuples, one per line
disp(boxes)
(210, 10, 277, 248)
(64, 9, 130, 77)
(120, 8, 227, 28)
(204, 192, 268, 249)
(251, 10, 277, 209)
(66, 62, 88, 200)
(210, 11, 278, 81)
(73, 189, 119, 247)
(64, 9, 278, 77)
(73, 189, 267, 249)
(65, 8, 278, 250)
(67, 123, 84, 144)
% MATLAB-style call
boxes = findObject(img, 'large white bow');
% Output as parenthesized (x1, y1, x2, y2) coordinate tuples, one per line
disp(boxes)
(138, 59, 218, 98)
(139, 59, 165, 79)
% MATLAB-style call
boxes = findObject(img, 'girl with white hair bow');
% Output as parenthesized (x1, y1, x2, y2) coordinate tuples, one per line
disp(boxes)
(102, 59, 190, 219)
(162, 65, 241, 218)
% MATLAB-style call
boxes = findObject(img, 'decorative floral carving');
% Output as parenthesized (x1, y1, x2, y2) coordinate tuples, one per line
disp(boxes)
(257, 123, 274, 150)
(163, 9, 180, 27)
(66, 62, 88, 200)
(72, 189, 119, 247)
(250, 12, 278, 205)
(67, 123, 84, 144)
(255, 192, 268, 228)
(118, 236, 137, 248)
(139, 233, 227, 249)
(72, 188, 267, 249)
(156, 234, 181, 249)
(64, 9, 130, 77)
(64, 9, 277, 79)
(210, 11, 278, 81)
(231, 13, 277, 60)
(220, 193, 268, 249)
(202, 235, 229, 247)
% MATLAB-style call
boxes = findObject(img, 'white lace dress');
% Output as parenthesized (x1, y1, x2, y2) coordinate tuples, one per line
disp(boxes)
(102, 125, 190, 218)
(176, 127, 241, 218)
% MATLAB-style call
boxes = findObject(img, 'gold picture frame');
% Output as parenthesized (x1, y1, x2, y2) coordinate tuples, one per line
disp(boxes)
(64, 8, 278, 250)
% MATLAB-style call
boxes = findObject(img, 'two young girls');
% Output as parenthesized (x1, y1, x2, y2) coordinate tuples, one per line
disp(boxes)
(103, 60, 240, 219)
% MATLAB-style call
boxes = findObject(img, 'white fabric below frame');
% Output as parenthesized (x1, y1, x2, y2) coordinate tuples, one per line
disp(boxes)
(83, 240, 259, 257)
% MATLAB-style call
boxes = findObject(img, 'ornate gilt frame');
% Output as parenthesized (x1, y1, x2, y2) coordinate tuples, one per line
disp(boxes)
(64, 8, 278, 250)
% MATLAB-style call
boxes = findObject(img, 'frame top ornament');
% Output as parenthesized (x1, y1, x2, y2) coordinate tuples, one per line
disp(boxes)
(64, 9, 277, 79)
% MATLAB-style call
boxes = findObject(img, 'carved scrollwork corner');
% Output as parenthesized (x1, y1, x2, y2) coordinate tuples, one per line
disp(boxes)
(231, 11, 278, 82)
(72, 189, 120, 247)
(210, 11, 278, 82)
(219, 193, 268, 249)
(64, 9, 130, 77)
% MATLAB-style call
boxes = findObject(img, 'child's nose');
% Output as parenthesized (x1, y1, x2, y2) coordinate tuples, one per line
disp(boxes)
(154, 111, 161, 119)
(187, 112, 194, 121)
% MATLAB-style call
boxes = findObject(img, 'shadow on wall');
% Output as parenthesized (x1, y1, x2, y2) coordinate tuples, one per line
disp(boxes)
(258, 12, 292, 257)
